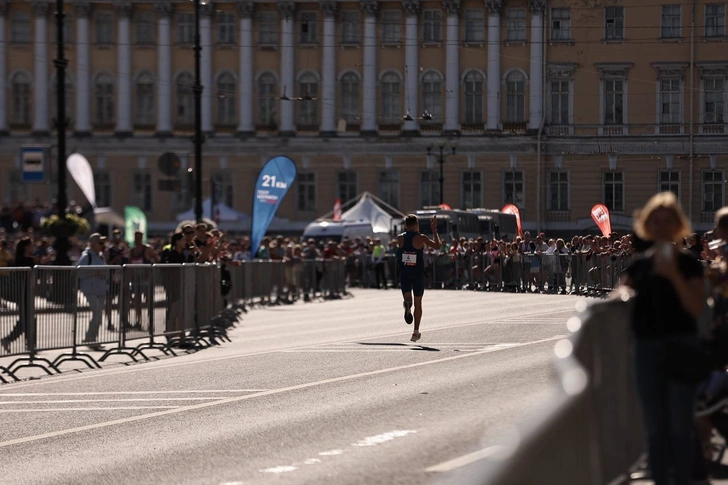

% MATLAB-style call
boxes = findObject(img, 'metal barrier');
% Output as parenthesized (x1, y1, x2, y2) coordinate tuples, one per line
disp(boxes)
(470, 295, 644, 485)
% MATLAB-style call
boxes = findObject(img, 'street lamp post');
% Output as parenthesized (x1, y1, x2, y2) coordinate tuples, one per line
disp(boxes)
(193, 0, 204, 223)
(53, 0, 71, 265)
(427, 145, 456, 206)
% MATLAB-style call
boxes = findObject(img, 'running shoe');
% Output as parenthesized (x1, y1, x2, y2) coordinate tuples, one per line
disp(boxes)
(403, 300, 413, 324)
(410, 332, 421, 342)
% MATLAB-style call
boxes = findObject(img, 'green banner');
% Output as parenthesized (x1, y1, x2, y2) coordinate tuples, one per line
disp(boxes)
(124, 206, 147, 246)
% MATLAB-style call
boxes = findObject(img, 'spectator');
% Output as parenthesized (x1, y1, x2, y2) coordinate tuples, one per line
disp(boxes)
(77, 234, 110, 351)
(0, 238, 35, 353)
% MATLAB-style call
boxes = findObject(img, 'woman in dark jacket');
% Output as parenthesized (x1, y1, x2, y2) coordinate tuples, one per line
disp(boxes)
(619, 192, 706, 485)
(1, 238, 36, 353)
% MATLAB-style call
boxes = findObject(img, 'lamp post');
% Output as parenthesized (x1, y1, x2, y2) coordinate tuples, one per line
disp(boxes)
(193, 0, 205, 223)
(53, 0, 71, 265)
(427, 144, 456, 206)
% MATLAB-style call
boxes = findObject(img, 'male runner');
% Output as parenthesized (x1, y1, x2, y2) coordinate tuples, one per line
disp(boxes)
(398, 214, 442, 342)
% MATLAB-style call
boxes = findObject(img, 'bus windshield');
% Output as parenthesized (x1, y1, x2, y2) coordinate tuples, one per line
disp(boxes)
(418, 220, 448, 237)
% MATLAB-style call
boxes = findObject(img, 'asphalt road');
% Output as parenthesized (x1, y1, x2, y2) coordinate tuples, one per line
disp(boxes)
(0, 289, 578, 485)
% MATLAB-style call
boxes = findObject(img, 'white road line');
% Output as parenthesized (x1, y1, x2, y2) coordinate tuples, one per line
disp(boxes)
(0, 335, 565, 449)
(0, 407, 181, 413)
(424, 445, 506, 473)
(0, 398, 222, 404)
(0, 390, 268, 397)
(0, 306, 575, 390)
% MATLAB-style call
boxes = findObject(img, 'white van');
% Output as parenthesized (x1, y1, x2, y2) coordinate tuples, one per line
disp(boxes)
(302, 221, 391, 245)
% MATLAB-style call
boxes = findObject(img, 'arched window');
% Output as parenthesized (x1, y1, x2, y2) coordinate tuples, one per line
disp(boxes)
(94, 73, 114, 126)
(422, 71, 442, 120)
(216, 72, 236, 125)
(257, 73, 276, 126)
(51, 74, 73, 125)
(463, 71, 484, 124)
(135, 72, 155, 126)
(505, 71, 526, 123)
(11, 72, 31, 125)
(381, 72, 401, 123)
(176, 72, 194, 126)
(298, 72, 319, 126)
(340, 72, 359, 123)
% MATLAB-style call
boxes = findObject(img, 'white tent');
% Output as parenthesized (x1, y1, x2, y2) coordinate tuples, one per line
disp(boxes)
(340, 193, 403, 234)
(176, 198, 250, 223)
(93, 207, 125, 227)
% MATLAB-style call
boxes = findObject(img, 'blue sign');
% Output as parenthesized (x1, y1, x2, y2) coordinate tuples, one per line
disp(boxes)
(21, 147, 46, 183)
(250, 156, 297, 256)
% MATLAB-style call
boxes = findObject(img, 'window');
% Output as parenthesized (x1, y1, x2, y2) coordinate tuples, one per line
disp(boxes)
(379, 170, 400, 209)
(604, 79, 624, 125)
(95, 12, 114, 45)
(550, 80, 570, 125)
(464, 9, 485, 43)
(660, 78, 682, 124)
(506, 9, 526, 42)
(662, 5, 681, 38)
(178, 12, 195, 44)
(547, 171, 569, 211)
(212, 172, 234, 208)
(505, 71, 526, 123)
(135, 72, 155, 126)
(340, 73, 359, 123)
(176, 72, 194, 126)
(257, 73, 277, 126)
(703, 170, 725, 212)
(706, 4, 726, 37)
(605, 7, 624, 40)
(420, 171, 440, 207)
(381, 10, 401, 44)
(300, 12, 318, 44)
(51, 75, 73, 123)
(298, 73, 319, 126)
(422, 71, 442, 120)
(135, 12, 155, 44)
(503, 170, 524, 208)
(216, 72, 236, 125)
(423, 10, 442, 42)
(217, 11, 236, 44)
(94, 74, 114, 126)
(337, 171, 358, 202)
(381, 72, 402, 123)
(659, 170, 680, 197)
(550, 8, 571, 41)
(463, 71, 484, 124)
(341, 10, 359, 44)
(297, 172, 316, 212)
(94, 171, 111, 208)
(603, 171, 624, 212)
(462, 171, 482, 209)
(10, 72, 31, 125)
(12, 12, 31, 44)
(132, 172, 152, 212)
(258, 11, 277, 45)
(704, 78, 725, 124)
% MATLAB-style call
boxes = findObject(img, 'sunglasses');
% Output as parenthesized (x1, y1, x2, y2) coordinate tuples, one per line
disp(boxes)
(184, 231, 194, 235)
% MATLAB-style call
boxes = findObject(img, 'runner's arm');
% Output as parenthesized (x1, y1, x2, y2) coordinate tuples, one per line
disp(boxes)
(418, 232, 442, 250)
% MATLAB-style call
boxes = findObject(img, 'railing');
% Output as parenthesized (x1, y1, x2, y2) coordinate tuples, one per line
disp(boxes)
(546, 123, 726, 137)
(0, 258, 347, 383)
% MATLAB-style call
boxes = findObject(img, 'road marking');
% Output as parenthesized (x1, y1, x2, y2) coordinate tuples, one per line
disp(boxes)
(0, 306, 574, 390)
(424, 445, 506, 473)
(0, 398, 222, 404)
(0, 407, 181, 413)
(261, 466, 297, 474)
(318, 449, 344, 456)
(351, 430, 416, 447)
(0, 390, 268, 397)
(0, 335, 564, 449)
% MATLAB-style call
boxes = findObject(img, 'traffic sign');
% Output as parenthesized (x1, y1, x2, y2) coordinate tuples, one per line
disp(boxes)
(158, 152, 181, 177)
(20, 147, 46, 183)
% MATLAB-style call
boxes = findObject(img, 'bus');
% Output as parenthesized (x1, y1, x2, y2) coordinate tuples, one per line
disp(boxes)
(467, 209, 519, 241)
(409, 208, 481, 242)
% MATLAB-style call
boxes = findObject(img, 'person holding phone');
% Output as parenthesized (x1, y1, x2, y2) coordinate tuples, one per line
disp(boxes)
(397, 215, 443, 342)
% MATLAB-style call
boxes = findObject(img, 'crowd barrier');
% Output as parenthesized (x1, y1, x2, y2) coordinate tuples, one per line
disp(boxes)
(0, 258, 347, 383)
(348, 252, 633, 296)
(467, 294, 644, 485)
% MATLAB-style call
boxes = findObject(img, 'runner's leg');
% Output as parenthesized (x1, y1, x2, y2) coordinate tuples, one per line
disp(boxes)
(413, 296, 423, 333)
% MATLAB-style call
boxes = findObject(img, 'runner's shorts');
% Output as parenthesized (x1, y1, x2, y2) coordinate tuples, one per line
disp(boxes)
(401, 275, 425, 297)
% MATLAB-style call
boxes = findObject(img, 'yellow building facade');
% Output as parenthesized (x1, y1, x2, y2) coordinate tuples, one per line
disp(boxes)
(0, 0, 726, 234)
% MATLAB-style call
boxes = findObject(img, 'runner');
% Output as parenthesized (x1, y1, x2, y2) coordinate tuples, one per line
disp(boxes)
(398, 214, 442, 342)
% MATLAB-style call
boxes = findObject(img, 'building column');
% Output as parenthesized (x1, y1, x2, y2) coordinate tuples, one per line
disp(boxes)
(528, 0, 545, 131)
(443, 0, 460, 134)
(360, 0, 378, 136)
(237, 2, 255, 136)
(320, 1, 338, 136)
(402, 0, 419, 135)
(74, 2, 91, 136)
(485, 0, 501, 131)
(0, 1, 8, 135)
(278, 1, 296, 136)
(155, 2, 173, 137)
(32, 1, 49, 135)
(115, 2, 133, 137)
(201, 2, 214, 134)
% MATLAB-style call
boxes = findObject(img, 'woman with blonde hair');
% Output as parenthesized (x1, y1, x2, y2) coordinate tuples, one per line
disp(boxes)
(619, 191, 708, 485)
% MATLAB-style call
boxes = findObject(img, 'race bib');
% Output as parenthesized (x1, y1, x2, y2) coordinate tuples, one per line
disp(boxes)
(402, 252, 417, 266)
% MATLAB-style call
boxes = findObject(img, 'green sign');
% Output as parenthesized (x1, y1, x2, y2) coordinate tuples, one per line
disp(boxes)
(124, 206, 147, 246)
